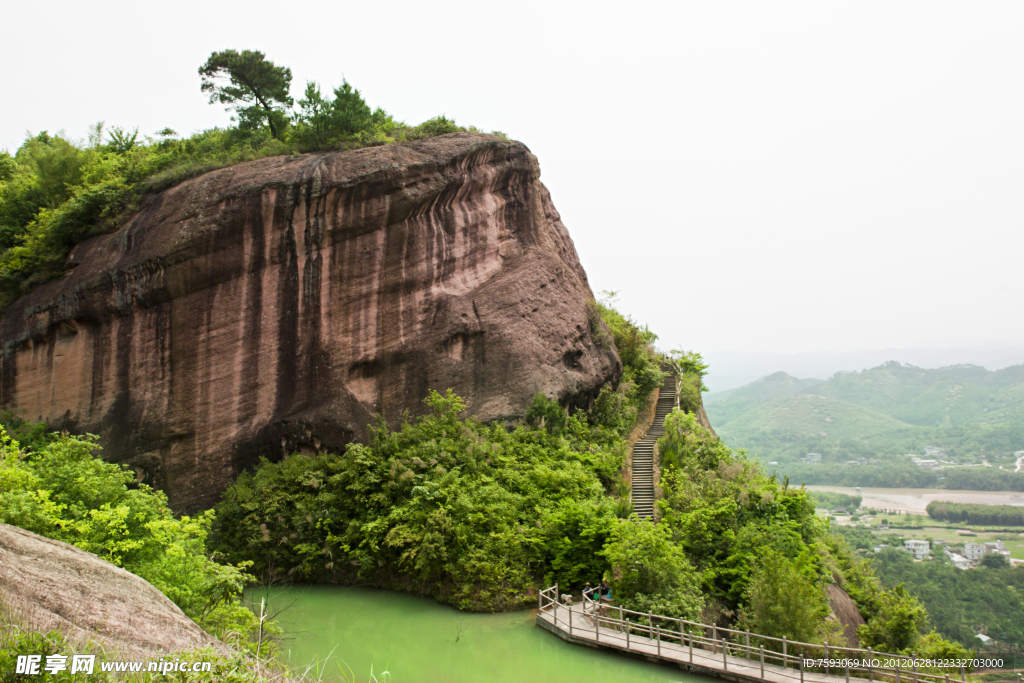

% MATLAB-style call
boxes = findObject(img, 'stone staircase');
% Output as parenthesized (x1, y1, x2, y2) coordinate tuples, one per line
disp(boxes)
(631, 373, 676, 520)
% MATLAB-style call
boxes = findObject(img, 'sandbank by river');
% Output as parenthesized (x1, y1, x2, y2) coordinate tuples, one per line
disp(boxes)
(805, 486, 1024, 515)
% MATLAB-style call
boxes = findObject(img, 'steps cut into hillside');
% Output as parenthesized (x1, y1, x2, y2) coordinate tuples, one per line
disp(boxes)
(632, 373, 677, 519)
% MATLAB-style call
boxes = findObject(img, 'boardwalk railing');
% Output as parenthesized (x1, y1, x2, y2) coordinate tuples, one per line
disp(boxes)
(539, 585, 974, 683)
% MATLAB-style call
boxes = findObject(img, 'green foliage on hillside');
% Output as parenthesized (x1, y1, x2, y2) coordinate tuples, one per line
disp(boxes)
(601, 519, 705, 620)
(712, 393, 916, 461)
(927, 501, 1024, 526)
(871, 545, 1024, 651)
(656, 412, 833, 621)
(0, 51, 502, 313)
(215, 389, 629, 611)
(0, 428, 259, 645)
(737, 552, 844, 648)
(214, 302, 660, 611)
(825, 536, 973, 660)
(707, 363, 1024, 487)
(649, 413, 969, 658)
(592, 293, 665, 412)
(809, 490, 862, 510)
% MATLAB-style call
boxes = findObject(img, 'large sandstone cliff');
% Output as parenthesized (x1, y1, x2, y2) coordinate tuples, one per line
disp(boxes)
(0, 134, 620, 512)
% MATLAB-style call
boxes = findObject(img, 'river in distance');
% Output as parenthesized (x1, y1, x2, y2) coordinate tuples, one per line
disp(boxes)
(256, 584, 701, 683)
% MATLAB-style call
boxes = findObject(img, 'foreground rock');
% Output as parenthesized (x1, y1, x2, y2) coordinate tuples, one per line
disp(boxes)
(0, 133, 620, 512)
(826, 584, 866, 647)
(0, 524, 225, 658)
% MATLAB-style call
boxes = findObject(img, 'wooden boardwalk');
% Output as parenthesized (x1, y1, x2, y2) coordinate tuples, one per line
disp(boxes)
(536, 587, 967, 683)
(537, 604, 860, 683)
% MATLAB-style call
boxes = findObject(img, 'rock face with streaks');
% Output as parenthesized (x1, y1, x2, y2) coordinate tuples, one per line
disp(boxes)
(0, 134, 620, 512)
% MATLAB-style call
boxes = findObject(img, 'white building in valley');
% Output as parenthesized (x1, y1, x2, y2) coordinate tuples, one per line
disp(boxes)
(985, 541, 1011, 558)
(904, 539, 930, 560)
(964, 543, 986, 560)
(944, 549, 972, 570)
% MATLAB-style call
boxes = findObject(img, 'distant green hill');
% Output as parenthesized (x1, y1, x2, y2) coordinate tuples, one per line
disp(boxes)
(817, 361, 1024, 428)
(706, 363, 1024, 488)
(714, 393, 916, 461)
(703, 371, 826, 427)
(704, 371, 825, 403)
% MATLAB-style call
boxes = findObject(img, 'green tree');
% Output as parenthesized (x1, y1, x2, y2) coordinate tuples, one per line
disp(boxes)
(602, 519, 704, 619)
(0, 427, 258, 644)
(978, 553, 1010, 569)
(330, 80, 374, 136)
(526, 393, 567, 435)
(0, 152, 14, 182)
(294, 80, 396, 149)
(295, 81, 333, 148)
(857, 582, 927, 652)
(737, 552, 840, 647)
(199, 50, 293, 139)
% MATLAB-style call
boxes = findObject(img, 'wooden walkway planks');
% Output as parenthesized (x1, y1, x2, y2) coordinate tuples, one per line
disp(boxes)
(537, 604, 868, 683)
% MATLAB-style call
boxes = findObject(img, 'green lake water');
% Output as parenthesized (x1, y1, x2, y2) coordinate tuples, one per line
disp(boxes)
(256, 585, 701, 683)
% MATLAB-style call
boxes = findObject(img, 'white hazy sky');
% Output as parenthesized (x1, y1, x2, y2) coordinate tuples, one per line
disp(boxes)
(3, 1, 1023, 357)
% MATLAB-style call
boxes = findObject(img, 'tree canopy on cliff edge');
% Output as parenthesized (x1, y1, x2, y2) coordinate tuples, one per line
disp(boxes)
(199, 49, 294, 139)
(0, 49, 507, 313)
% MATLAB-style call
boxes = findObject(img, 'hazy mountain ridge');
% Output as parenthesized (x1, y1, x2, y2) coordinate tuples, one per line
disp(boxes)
(707, 362, 1024, 465)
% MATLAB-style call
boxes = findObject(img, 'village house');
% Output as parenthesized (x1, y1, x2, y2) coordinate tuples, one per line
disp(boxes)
(985, 540, 1011, 558)
(944, 547, 973, 570)
(904, 539, 930, 560)
(964, 543, 986, 561)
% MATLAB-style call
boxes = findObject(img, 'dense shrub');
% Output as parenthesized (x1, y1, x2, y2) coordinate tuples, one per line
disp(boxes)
(592, 294, 665, 418)
(737, 553, 844, 650)
(214, 390, 625, 611)
(657, 411, 828, 611)
(926, 500, 1024, 526)
(810, 491, 863, 510)
(601, 519, 704, 620)
(0, 428, 257, 644)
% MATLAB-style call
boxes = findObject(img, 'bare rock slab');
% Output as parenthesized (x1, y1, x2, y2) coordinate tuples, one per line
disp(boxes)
(0, 523, 224, 658)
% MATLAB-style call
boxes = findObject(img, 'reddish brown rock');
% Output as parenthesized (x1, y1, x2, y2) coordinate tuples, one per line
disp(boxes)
(0, 134, 620, 512)
(827, 584, 866, 647)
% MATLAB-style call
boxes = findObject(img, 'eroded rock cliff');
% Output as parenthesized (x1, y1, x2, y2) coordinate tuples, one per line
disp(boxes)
(0, 134, 620, 512)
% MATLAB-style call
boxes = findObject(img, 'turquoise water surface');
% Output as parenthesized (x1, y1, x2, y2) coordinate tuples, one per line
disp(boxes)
(257, 585, 701, 683)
